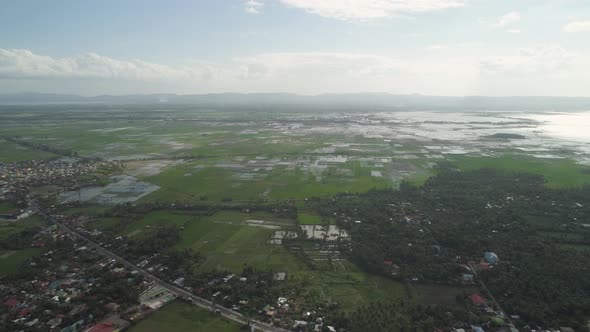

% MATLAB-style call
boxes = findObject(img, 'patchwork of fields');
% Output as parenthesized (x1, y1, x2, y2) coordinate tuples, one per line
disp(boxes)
(2, 107, 590, 325)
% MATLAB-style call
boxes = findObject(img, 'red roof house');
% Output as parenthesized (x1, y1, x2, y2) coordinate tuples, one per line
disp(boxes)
(18, 307, 32, 317)
(85, 322, 117, 332)
(3, 297, 20, 308)
(470, 293, 487, 306)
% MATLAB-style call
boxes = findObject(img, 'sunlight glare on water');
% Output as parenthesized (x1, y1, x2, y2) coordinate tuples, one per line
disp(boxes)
(527, 112, 590, 143)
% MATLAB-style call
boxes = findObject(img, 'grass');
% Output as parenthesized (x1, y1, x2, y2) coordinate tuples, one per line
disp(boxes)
(0, 202, 19, 214)
(411, 284, 476, 309)
(452, 155, 590, 188)
(144, 162, 390, 203)
(89, 217, 125, 231)
(557, 243, 590, 253)
(0, 139, 58, 162)
(59, 205, 111, 217)
(291, 263, 408, 312)
(128, 301, 242, 332)
(120, 210, 197, 237)
(0, 216, 46, 275)
(298, 212, 323, 225)
(0, 216, 45, 243)
(176, 212, 303, 273)
(0, 248, 42, 275)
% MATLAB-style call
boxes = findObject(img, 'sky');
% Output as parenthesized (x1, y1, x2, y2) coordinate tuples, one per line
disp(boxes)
(1, 0, 590, 96)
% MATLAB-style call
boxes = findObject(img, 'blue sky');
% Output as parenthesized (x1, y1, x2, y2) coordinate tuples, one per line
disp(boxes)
(1, 0, 590, 95)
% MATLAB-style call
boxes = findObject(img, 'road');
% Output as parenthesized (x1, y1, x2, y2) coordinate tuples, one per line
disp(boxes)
(35, 209, 291, 332)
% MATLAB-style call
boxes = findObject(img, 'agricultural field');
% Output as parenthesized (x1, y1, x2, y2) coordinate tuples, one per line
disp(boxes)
(0, 248, 42, 276)
(297, 212, 323, 225)
(0, 201, 18, 214)
(128, 301, 242, 332)
(451, 155, 590, 188)
(4, 107, 590, 205)
(0, 139, 58, 162)
(290, 266, 408, 312)
(0, 216, 46, 275)
(0, 216, 45, 244)
(3, 106, 590, 329)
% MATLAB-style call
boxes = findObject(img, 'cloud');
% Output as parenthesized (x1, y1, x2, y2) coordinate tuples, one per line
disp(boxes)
(480, 45, 574, 75)
(426, 44, 450, 51)
(506, 29, 521, 34)
(0, 48, 214, 81)
(278, 0, 465, 21)
(563, 21, 590, 33)
(493, 11, 520, 28)
(245, 0, 264, 14)
(2, 47, 590, 96)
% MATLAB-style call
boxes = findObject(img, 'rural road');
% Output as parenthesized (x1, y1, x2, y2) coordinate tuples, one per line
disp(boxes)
(35, 209, 291, 332)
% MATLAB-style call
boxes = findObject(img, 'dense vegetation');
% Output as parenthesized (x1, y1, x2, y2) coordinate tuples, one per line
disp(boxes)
(309, 166, 590, 329)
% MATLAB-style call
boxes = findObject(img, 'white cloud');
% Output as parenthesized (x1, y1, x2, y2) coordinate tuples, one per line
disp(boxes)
(493, 11, 520, 28)
(506, 29, 521, 34)
(278, 0, 465, 21)
(477, 46, 590, 96)
(2, 47, 590, 96)
(480, 45, 574, 75)
(0, 49, 213, 81)
(245, 0, 264, 14)
(563, 21, 590, 33)
(426, 44, 450, 51)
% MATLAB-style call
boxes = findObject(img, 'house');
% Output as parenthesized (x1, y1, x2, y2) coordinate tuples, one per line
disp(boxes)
(68, 303, 87, 316)
(31, 240, 46, 248)
(84, 322, 118, 332)
(47, 317, 63, 329)
(104, 302, 120, 312)
(84, 315, 129, 332)
(462, 274, 474, 283)
(2, 296, 20, 308)
(18, 307, 33, 317)
(472, 326, 485, 332)
(469, 293, 487, 306)
(60, 319, 84, 332)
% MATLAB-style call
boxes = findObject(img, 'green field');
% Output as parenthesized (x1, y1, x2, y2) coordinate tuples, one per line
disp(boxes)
(144, 161, 390, 203)
(0, 216, 46, 275)
(0, 201, 19, 214)
(298, 212, 323, 225)
(0, 139, 58, 162)
(174, 211, 302, 273)
(0, 248, 42, 275)
(0, 216, 45, 243)
(128, 301, 242, 332)
(291, 264, 408, 312)
(452, 155, 590, 188)
(120, 210, 196, 237)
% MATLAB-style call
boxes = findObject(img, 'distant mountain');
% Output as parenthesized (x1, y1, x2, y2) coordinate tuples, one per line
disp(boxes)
(1, 92, 590, 111)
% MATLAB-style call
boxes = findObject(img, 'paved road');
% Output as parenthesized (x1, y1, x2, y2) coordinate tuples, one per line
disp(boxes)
(36, 209, 291, 332)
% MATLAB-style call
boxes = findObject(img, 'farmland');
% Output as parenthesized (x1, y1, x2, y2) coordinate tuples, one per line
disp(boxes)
(128, 301, 242, 332)
(2, 105, 590, 330)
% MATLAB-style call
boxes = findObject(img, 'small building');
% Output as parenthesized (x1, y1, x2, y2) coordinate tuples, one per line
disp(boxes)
(47, 317, 63, 329)
(462, 274, 474, 283)
(469, 293, 487, 306)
